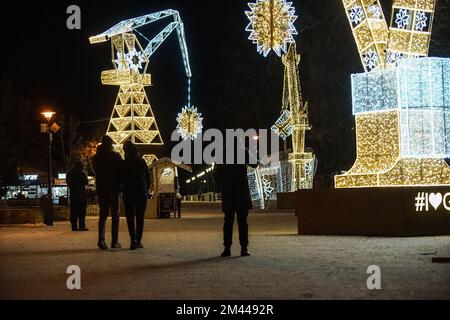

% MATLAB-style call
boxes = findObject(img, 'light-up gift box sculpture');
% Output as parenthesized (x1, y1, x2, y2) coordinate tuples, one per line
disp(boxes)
(336, 0, 450, 188)
(335, 57, 450, 188)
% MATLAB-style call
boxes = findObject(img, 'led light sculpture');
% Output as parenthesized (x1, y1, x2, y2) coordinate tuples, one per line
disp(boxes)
(336, 0, 450, 188)
(248, 156, 314, 208)
(176, 106, 203, 140)
(248, 160, 283, 209)
(245, 0, 298, 57)
(386, 0, 436, 66)
(251, 43, 315, 208)
(245, 1, 314, 206)
(341, 0, 389, 72)
(272, 43, 315, 191)
(89, 10, 195, 162)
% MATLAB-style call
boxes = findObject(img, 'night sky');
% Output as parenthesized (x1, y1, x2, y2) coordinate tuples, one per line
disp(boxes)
(1, 0, 449, 186)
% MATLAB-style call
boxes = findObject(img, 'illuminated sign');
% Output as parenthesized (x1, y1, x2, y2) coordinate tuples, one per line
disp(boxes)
(22, 175, 38, 181)
(414, 192, 450, 212)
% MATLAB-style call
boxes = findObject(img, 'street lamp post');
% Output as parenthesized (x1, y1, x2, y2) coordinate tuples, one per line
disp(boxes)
(41, 111, 56, 226)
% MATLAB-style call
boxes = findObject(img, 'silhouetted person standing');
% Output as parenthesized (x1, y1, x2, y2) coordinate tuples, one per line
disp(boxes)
(176, 194, 182, 219)
(215, 162, 253, 257)
(93, 136, 122, 250)
(121, 141, 150, 250)
(66, 161, 89, 232)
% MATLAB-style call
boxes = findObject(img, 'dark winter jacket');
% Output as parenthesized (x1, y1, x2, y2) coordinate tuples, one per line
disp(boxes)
(120, 156, 150, 200)
(92, 145, 122, 196)
(215, 164, 253, 213)
(66, 168, 88, 202)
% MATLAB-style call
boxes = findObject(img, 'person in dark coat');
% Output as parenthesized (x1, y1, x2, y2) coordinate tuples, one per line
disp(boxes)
(66, 161, 89, 231)
(215, 141, 257, 257)
(121, 141, 150, 250)
(92, 135, 123, 250)
(176, 194, 182, 219)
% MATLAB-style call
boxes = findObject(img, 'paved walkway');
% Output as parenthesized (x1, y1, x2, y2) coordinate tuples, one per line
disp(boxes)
(0, 205, 449, 299)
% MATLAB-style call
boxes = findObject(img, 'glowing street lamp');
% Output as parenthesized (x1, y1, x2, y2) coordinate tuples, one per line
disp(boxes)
(41, 111, 55, 122)
(40, 109, 57, 226)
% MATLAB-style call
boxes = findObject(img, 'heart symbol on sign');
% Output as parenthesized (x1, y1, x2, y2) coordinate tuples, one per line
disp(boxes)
(429, 193, 443, 211)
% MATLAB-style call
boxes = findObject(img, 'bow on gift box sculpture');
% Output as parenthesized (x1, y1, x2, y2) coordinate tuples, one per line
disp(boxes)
(335, 0, 450, 188)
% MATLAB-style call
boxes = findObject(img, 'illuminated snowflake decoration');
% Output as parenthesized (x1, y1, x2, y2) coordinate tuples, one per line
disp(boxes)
(368, 4, 382, 19)
(245, 0, 297, 57)
(415, 11, 428, 31)
(387, 51, 404, 65)
(261, 176, 274, 199)
(395, 9, 410, 29)
(305, 161, 313, 176)
(125, 48, 146, 72)
(176, 106, 203, 140)
(363, 49, 378, 71)
(114, 52, 128, 71)
(349, 5, 364, 25)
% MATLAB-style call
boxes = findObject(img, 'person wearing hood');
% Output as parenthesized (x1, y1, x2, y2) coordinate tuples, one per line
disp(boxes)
(92, 135, 123, 250)
(120, 141, 150, 250)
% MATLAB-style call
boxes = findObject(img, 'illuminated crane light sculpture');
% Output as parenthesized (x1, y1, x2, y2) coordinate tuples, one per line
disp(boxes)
(245, 2, 313, 208)
(272, 42, 315, 190)
(336, 0, 450, 188)
(248, 43, 316, 208)
(89, 10, 196, 163)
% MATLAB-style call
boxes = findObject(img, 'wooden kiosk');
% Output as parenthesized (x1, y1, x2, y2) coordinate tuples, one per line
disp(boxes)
(148, 157, 192, 219)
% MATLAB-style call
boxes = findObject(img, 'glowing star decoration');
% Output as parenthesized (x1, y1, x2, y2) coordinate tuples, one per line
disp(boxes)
(176, 106, 203, 140)
(245, 0, 298, 57)
(90, 10, 196, 161)
(125, 48, 146, 72)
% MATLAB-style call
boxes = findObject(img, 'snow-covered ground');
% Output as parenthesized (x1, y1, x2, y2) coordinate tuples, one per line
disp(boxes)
(0, 204, 449, 299)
